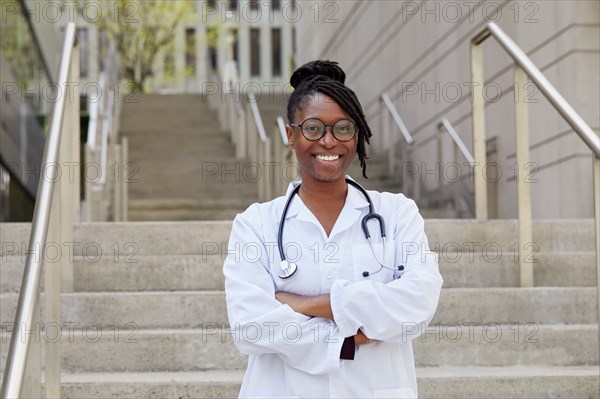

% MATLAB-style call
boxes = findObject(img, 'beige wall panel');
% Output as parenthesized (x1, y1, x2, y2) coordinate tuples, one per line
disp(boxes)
(296, 0, 599, 218)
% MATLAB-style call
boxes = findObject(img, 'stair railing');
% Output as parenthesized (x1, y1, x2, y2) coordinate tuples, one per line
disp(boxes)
(247, 93, 272, 201)
(470, 23, 600, 307)
(438, 118, 475, 217)
(84, 41, 126, 221)
(232, 97, 246, 159)
(272, 116, 298, 196)
(1, 22, 79, 399)
(380, 93, 416, 194)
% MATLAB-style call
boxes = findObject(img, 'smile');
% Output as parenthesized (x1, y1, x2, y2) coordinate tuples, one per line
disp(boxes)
(315, 155, 340, 161)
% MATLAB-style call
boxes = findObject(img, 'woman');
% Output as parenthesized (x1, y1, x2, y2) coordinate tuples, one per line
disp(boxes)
(223, 60, 443, 398)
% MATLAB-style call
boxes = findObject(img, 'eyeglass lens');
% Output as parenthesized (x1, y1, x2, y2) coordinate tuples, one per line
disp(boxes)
(302, 118, 356, 141)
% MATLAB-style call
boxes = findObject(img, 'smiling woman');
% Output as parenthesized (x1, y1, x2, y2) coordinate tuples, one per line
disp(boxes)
(223, 60, 443, 398)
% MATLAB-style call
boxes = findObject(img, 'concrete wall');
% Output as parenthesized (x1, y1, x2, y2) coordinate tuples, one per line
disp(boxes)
(296, 0, 599, 219)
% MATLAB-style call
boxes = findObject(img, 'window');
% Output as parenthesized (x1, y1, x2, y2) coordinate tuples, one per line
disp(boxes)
(272, 0, 280, 9)
(271, 28, 282, 77)
(164, 45, 175, 77)
(250, 0, 259, 9)
(229, 0, 237, 10)
(185, 28, 196, 75)
(250, 28, 261, 76)
(77, 28, 88, 78)
(97, 29, 108, 71)
(207, 27, 218, 71)
(231, 28, 239, 62)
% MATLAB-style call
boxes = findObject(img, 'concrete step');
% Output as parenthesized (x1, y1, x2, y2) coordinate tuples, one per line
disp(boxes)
(1, 220, 595, 257)
(1, 325, 596, 374)
(19, 367, 599, 399)
(1, 255, 224, 293)
(128, 208, 245, 222)
(417, 366, 600, 398)
(2, 252, 595, 294)
(1, 288, 596, 330)
(58, 371, 244, 399)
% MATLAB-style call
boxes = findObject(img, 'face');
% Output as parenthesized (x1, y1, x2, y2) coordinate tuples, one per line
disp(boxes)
(286, 92, 357, 184)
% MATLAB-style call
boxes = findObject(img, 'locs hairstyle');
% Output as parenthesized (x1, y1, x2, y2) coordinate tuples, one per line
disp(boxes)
(287, 60, 373, 178)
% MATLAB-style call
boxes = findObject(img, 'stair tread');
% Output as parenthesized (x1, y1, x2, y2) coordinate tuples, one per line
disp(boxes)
(59, 365, 600, 383)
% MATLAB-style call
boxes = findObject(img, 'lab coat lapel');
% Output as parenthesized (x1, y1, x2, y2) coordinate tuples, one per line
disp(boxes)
(328, 181, 370, 239)
(281, 179, 371, 238)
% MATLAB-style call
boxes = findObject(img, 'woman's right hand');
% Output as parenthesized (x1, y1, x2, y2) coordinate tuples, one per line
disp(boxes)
(354, 330, 376, 345)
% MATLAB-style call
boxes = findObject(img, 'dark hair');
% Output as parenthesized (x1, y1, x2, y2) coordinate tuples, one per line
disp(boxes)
(287, 60, 372, 178)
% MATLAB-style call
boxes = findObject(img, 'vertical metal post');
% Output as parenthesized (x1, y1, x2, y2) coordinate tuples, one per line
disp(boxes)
(62, 44, 78, 293)
(84, 145, 92, 221)
(437, 131, 443, 192)
(453, 145, 460, 211)
(45, 166, 61, 398)
(121, 137, 129, 221)
(113, 144, 122, 221)
(264, 138, 272, 201)
(384, 107, 394, 177)
(514, 66, 534, 287)
(470, 42, 488, 220)
(594, 157, 600, 346)
(20, 302, 41, 399)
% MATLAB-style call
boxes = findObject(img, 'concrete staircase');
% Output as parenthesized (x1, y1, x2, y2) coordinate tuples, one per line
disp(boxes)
(121, 94, 259, 221)
(1, 220, 598, 397)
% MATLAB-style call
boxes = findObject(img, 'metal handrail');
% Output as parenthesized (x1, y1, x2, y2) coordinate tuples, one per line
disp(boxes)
(381, 93, 414, 144)
(88, 42, 119, 186)
(1, 22, 78, 398)
(473, 23, 599, 157)
(248, 93, 267, 143)
(471, 22, 600, 347)
(439, 118, 475, 165)
(276, 116, 288, 146)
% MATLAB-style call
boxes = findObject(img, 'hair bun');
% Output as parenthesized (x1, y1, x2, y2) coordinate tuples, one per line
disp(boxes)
(289, 60, 346, 89)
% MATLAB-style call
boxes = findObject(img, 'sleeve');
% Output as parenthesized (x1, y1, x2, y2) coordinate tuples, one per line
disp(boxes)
(223, 204, 346, 374)
(329, 197, 443, 343)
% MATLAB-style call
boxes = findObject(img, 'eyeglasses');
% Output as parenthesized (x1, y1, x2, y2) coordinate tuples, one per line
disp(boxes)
(290, 118, 357, 142)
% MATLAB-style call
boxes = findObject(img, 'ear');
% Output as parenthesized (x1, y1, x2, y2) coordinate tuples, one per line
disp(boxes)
(286, 124, 295, 148)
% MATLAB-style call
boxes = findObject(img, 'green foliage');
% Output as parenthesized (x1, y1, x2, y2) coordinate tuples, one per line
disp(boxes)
(92, 0, 198, 93)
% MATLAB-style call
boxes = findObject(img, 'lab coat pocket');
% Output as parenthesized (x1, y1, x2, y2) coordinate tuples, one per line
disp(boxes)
(351, 238, 397, 283)
(373, 388, 416, 398)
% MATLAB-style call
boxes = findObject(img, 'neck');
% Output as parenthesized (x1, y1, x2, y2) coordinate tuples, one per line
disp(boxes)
(298, 175, 348, 203)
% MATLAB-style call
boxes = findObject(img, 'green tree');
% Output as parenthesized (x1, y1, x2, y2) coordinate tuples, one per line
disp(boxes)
(94, 0, 197, 93)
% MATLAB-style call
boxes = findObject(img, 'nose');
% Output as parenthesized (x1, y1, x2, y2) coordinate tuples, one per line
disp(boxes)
(319, 126, 336, 147)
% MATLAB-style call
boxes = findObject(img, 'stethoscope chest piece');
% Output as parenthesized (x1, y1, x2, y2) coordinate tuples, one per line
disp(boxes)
(279, 260, 297, 279)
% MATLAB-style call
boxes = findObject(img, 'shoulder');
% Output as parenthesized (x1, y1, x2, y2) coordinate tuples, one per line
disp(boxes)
(365, 189, 425, 237)
(367, 189, 420, 217)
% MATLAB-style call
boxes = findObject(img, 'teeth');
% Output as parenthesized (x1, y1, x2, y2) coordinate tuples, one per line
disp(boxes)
(316, 155, 340, 161)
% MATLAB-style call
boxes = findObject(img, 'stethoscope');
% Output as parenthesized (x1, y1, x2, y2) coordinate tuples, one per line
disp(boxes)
(277, 177, 404, 279)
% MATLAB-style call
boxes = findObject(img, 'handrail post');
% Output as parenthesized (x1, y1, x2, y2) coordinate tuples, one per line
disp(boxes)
(112, 143, 123, 221)
(384, 105, 395, 176)
(121, 137, 129, 221)
(594, 157, 600, 347)
(1, 22, 77, 399)
(514, 66, 534, 287)
(470, 38, 488, 220)
(264, 138, 272, 200)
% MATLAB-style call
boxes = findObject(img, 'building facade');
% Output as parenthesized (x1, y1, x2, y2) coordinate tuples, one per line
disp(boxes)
(295, 0, 599, 219)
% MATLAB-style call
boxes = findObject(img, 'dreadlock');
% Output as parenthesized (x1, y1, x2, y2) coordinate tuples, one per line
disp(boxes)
(287, 60, 372, 178)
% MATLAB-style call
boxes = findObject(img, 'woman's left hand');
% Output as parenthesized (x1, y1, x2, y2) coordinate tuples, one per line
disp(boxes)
(275, 292, 334, 320)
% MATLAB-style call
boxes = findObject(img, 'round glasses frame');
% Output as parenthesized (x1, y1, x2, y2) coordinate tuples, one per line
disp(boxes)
(290, 118, 357, 142)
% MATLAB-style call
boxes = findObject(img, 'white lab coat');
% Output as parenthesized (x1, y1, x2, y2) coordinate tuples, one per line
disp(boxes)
(223, 177, 443, 398)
